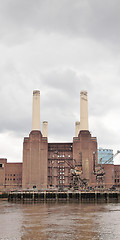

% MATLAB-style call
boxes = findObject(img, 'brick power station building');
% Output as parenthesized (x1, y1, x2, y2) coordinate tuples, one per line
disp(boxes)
(0, 90, 120, 191)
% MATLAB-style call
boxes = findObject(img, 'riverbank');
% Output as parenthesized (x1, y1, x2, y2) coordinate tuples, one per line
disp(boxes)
(7, 190, 120, 203)
(0, 192, 8, 199)
(1, 190, 120, 203)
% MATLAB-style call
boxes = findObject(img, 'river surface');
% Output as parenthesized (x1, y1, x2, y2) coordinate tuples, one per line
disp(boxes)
(0, 200, 120, 240)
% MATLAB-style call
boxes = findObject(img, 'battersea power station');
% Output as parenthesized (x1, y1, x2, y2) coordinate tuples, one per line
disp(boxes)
(0, 90, 120, 192)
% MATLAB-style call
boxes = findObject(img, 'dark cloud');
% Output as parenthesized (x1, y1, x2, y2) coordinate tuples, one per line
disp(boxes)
(0, 1, 120, 161)
(0, 65, 120, 143)
(40, 69, 93, 140)
(0, 68, 92, 140)
(1, 0, 120, 46)
(41, 69, 92, 95)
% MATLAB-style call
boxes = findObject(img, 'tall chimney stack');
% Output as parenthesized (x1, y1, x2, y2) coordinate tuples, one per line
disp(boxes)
(42, 121, 48, 138)
(75, 121, 80, 137)
(32, 90, 40, 131)
(80, 91, 88, 131)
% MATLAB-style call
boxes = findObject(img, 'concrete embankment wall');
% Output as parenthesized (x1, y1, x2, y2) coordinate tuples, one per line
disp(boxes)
(8, 191, 120, 203)
(0, 192, 8, 199)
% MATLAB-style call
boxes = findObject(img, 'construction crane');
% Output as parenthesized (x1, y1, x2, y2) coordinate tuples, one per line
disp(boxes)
(64, 159, 88, 190)
(94, 150, 120, 189)
(103, 150, 120, 164)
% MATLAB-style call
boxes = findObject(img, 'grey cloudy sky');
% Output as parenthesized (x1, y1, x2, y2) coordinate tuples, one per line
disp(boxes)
(0, 0, 120, 163)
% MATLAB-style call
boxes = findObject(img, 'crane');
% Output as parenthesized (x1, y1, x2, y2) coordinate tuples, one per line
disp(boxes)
(64, 159, 88, 190)
(94, 150, 120, 189)
(103, 150, 120, 164)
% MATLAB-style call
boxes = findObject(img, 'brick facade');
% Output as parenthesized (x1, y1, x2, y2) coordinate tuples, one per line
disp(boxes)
(0, 130, 119, 191)
(22, 130, 48, 190)
(0, 159, 22, 191)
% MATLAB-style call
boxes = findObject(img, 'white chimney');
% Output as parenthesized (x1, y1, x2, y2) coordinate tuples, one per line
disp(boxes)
(42, 121, 48, 137)
(80, 91, 88, 131)
(32, 90, 40, 131)
(75, 121, 80, 137)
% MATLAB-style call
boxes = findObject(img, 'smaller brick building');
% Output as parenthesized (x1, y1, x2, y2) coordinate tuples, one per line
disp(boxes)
(0, 159, 22, 191)
(114, 165, 120, 188)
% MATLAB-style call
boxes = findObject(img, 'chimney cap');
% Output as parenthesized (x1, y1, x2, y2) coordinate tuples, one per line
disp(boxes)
(33, 90, 40, 96)
(80, 90, 87, 96)
(75, 121, 80, 125)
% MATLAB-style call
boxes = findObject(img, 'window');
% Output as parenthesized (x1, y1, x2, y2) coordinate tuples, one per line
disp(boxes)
(0, 163, 4, 168)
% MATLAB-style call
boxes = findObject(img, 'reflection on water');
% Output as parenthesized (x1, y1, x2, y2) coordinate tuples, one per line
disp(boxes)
(0, 201, 120, 240)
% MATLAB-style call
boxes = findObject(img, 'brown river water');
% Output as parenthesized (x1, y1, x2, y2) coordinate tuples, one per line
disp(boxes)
(0, 200, 120, 240)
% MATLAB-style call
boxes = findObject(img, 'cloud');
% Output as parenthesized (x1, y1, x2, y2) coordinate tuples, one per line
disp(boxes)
(0, 0, 120, 162)
(0, 131, 23, 162)
(1, 0, 120, 47)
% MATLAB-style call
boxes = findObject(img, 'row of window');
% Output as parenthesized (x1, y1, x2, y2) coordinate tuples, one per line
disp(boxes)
(59, 176, 65, 179)
(49, 146, 72, 151)
(49, 165, 67, 168)
(59, 180, 65, 184)
(115, 179, 120, 183)
(115, 172, 120, 177)
(5, 178, 22, 181)
(49, 180, 65, 184)
(50, 170, 65, 174)
(5, 174, 21, 176)
(48, 175, 69, 179)
(50, 155, 71, 158)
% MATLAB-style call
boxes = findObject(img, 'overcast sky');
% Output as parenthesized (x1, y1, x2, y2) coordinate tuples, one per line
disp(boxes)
(0, 0, 120, 164)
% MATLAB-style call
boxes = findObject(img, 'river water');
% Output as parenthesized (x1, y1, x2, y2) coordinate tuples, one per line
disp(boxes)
(0, 200, 120, 240)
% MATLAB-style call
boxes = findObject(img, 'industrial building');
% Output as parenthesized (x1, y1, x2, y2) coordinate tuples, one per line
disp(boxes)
(0, 90, 120, 191)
